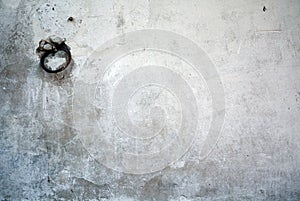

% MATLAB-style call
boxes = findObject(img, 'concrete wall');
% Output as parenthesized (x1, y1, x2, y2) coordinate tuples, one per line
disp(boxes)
(0, 0, 299, 200)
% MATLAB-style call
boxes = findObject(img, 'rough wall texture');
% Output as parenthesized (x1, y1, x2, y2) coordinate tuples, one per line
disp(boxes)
(0, 0, 300, 200)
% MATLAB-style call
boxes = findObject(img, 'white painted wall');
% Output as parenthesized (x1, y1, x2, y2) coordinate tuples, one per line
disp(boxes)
(0, 0, 299, 200)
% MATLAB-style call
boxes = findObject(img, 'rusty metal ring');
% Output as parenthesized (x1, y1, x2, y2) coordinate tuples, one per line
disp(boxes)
(40, 42, 71, 73)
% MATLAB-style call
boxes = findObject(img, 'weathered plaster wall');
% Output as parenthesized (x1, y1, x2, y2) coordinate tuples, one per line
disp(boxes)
(0, 0, 299, 200)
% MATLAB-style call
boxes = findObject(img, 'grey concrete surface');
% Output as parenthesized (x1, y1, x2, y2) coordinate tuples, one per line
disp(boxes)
(0, 0, 300, 200)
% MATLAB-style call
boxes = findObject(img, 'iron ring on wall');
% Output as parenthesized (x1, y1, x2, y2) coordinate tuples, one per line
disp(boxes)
(40, 42, 71, 73)
(37, 36, 72, 73)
